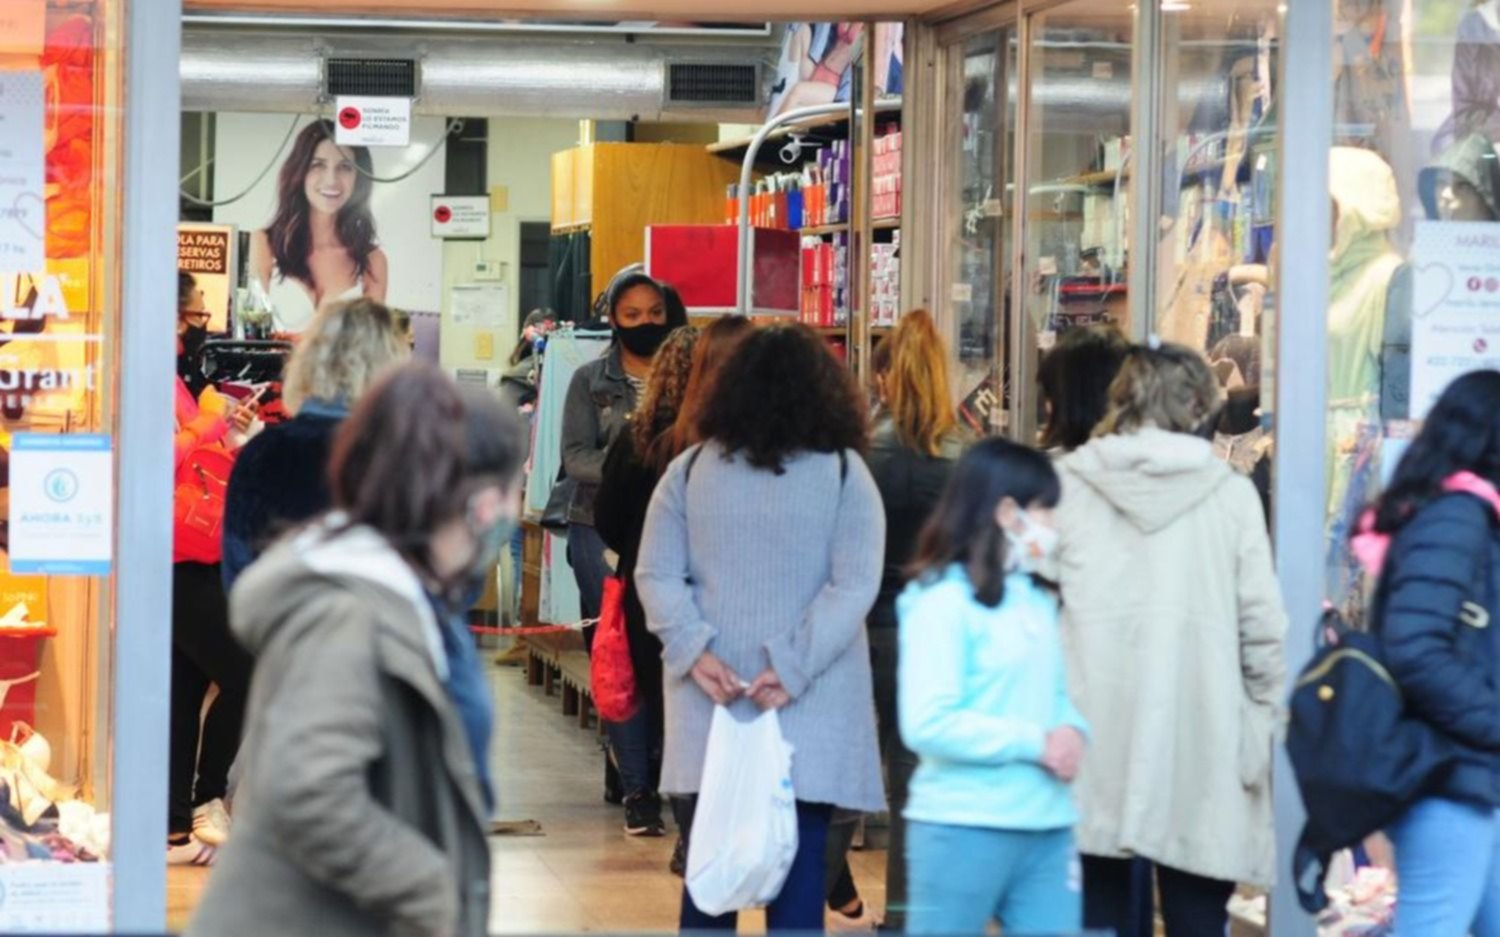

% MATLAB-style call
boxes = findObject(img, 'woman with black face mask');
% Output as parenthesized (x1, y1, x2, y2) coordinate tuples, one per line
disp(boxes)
(169, 272, 259, 865)
(559, 269, 687, 818)
(178, 272, 212, 394)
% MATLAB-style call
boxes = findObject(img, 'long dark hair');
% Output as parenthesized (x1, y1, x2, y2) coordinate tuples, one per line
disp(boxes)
(658, 315, 754, 469)
(1372, 370, 1500, 534)
(908, 438, 1061, 608)
(178, 271, 197, 312)
(265, 120, 378, 289)
(1037, 325, 1130, 450)
(697, 323, 868, 473)
(328, 362, 525, 579)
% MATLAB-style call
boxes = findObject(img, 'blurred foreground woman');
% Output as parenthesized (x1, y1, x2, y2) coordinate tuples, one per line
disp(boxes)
(189, 362, 525, 937)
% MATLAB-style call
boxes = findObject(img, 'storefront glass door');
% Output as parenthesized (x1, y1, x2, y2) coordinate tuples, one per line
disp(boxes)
(940, 26, 1017, 437)
(1014, 0, 1134, 444)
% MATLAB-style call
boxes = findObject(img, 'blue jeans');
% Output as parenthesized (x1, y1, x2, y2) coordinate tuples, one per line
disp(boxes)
(681, 801, 831, 932)
(567, 522, 656, 799)
(508, 525, 524, 621)
(1390, 798, 1500, 936)
(906, 821, 1081, 936)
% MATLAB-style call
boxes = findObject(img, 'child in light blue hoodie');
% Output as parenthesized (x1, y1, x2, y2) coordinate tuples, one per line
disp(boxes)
(898, 438, 1088, 936)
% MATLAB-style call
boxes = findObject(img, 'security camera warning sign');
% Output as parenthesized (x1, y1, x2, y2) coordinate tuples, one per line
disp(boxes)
(334, 96, 411, 147)
(430, 195, 491, 239)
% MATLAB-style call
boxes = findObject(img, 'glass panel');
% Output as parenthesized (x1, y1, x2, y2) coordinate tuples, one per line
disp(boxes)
(1019, 1, 1134, 443)
(1322, 0, 1486, 612)
(1148, 3, 1282, 580)
(945, 28, 1017, 437)
(0, 0, 124, 925)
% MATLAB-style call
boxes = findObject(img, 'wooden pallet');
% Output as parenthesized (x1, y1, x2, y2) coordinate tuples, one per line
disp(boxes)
(523, 630, 596, 728)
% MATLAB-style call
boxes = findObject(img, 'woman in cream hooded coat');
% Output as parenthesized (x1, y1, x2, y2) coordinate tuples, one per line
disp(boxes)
(1053, 343, 1287, 937)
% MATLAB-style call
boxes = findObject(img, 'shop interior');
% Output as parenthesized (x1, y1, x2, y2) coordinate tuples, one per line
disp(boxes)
(4, 0, 1432, 933)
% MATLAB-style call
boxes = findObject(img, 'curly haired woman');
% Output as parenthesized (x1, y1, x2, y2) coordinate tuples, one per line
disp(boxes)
(637, 323, 886, 930)
(592, 323, 699, 837)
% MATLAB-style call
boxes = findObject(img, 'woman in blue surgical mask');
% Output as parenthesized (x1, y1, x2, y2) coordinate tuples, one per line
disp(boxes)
(189, 363, 525, 937)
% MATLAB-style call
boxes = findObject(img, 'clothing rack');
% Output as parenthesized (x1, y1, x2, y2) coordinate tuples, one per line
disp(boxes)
(200, 339, 292, 385)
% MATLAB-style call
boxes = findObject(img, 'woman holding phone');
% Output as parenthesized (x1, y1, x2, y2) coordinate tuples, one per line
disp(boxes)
(171, 272, 259, 864)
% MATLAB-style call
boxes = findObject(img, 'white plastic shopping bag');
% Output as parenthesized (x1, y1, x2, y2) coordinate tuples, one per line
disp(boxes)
(685, 706, 799, 916)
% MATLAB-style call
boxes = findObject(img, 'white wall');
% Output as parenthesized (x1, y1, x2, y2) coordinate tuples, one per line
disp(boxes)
(212, 113, 448, 313)
(441, 118, 580, 370)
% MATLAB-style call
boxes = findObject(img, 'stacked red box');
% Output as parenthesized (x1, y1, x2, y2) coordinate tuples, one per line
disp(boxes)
(646, 224, 800, 316)
(799, 233, 851, 327)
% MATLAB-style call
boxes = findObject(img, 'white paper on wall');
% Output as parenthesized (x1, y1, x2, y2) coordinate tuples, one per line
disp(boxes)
(0, 71, 46, 275)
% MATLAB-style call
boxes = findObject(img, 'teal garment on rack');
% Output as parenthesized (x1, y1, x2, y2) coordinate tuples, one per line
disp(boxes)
(525, 330, 612, 516)
(525, 329, 610, 625)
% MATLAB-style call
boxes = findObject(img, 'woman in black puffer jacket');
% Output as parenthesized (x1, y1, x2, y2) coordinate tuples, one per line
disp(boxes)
(1363, 370, 1500, 937)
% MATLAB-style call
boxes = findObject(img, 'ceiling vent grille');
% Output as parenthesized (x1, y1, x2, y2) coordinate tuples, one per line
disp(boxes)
(324, 57, 418, 98)
(667, 63, 760, 106)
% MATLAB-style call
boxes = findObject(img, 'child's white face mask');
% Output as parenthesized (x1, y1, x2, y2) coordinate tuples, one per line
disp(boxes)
(1004, 507, 1059, 573)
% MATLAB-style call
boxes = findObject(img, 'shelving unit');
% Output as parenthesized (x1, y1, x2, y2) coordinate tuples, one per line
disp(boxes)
(699, 47, 907, 375)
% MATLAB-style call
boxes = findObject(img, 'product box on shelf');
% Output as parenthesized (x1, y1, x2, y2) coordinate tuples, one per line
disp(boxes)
(799, 232, 853, 327)
(647, 225, 800, 316)
(873, 129, 904, 222)
(870, 236, 901, 327)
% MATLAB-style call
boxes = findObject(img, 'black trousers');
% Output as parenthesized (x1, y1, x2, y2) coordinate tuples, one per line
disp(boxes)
(822, 628, 918, 924)
(169, 562, 252, 836)
(1083, 855, 1236, 937)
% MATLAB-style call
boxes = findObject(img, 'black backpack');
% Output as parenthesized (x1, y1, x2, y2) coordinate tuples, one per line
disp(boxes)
(1286, 605, 1456, 911)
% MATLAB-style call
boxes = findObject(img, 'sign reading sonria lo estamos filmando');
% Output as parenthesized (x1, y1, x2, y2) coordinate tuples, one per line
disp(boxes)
(8, 433, 112, 576)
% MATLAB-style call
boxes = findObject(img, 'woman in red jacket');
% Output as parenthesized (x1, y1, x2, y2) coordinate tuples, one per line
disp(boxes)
(170, 273, 256, 865)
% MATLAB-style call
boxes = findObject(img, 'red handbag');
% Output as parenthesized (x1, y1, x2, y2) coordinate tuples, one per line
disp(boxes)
(591, 575, 640, 722)
(173, 443, 235, 564)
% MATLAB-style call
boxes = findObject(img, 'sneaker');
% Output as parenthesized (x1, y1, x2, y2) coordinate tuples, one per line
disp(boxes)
(669, 836, 687, 877)
(192, 798, 232, 846)
(167, 835, 218, 867)
(623, 792, 665, 837)
(827, 902, 883, 934)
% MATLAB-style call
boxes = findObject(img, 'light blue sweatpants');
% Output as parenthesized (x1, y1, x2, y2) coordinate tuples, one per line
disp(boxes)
(906, 820, 1081, 936)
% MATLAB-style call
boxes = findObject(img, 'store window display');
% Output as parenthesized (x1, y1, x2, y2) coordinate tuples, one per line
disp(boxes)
(1310, 0, 1500, 926)
(0, 1, 128, 924)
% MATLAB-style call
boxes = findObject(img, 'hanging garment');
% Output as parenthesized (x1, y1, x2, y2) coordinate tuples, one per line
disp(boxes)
(524, 330, 611, 517)
(1325, 147, 1403, 607)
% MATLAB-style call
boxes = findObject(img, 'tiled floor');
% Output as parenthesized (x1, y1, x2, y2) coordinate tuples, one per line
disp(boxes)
(168, 662, 889, 934)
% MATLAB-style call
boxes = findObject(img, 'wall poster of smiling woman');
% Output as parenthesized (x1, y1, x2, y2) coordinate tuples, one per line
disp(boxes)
(213, 114, 448, 336)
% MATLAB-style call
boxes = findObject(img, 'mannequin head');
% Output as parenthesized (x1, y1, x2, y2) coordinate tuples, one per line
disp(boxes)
(1419, 135, 1500, 222)
(1435, 174, 1496, 221)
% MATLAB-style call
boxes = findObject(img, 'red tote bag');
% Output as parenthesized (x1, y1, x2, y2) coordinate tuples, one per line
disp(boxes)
(590, 575, 640, 723)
